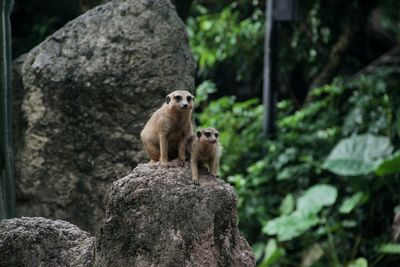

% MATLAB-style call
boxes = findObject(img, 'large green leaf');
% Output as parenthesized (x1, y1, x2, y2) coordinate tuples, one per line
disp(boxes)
(323, 134, 393, 176)
(258, 239, 285, 267)
(377, 243, 400, 254)
(262, 211, 319, 241)
(348, 258, 368, 267)
(264, 185, 337, 241)
(252, 242, 265, 262)
(297, 184, 338, 214)
(279, 194, 295, 215)
(375, 151, 400, 176)
(339, 192, 365, 214)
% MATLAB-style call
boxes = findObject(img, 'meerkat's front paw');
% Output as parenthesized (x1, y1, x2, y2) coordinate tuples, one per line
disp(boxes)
(192, 178, 200, 185)
(177, 160, 186, 167)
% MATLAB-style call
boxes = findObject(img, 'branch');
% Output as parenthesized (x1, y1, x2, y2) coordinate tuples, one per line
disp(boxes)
(310, 26, 353, 89)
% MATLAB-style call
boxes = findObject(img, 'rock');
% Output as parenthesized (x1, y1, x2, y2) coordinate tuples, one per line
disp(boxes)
(0, 217, 94, 266)
(95, 163, 255, 266)
(12, 0, 195, 233)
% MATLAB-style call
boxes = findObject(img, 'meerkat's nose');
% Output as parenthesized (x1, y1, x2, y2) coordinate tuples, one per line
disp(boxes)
(182, 103, 188, 108)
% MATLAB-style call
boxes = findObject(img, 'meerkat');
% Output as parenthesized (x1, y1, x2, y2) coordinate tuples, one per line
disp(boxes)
(191, 128, 222, 185)
(140, 90, 194, 165)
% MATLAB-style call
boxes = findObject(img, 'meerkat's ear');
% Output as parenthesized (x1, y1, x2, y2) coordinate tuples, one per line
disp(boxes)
(197, 131, 202, 138)
(166, 95, 170, 104)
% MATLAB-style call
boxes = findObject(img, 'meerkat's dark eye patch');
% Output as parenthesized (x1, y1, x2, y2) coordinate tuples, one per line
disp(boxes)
(204, 132, 211, 138)
(175, 95, 182, 102)
(187, 96, 192, 102)
(215, 133, 219, 138)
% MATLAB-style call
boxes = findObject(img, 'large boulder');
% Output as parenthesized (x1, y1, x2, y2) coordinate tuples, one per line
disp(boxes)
(95, 163, 255, 266)
(12, 0, 195, 233)
(0, 217, 94, 266)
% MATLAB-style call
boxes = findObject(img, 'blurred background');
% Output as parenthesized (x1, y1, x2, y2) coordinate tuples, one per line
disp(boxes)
(10, 0, 400, 266)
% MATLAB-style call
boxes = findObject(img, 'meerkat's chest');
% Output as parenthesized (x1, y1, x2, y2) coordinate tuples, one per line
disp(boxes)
(167, 119, 189, 135)
(197, 145, 215, 161)
(167, 126, 189, 144)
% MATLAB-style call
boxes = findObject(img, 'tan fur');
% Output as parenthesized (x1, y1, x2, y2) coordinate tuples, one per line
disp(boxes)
(191, 128, 222, 185)
(140, 90, 194, 164)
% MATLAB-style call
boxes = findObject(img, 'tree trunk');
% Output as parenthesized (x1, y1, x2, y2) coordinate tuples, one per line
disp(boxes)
(310, 26, 353, 89)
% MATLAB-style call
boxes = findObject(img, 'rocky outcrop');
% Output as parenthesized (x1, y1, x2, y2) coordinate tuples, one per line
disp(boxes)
(95, 163, 255, 266)
(12, 0, 195, 233)
(0, 165, 255, 266)
(0, 217, 94, 266)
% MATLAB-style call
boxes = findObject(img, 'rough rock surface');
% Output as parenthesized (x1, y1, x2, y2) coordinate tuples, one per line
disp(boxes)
(12, 0, 195, 233)
(0, 217, 94, 266)
(95, 163, 255, 266)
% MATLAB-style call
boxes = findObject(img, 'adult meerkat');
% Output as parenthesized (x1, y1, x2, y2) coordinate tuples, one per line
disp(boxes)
(141, 90, 194, 165)
(191, 128, 222, 185)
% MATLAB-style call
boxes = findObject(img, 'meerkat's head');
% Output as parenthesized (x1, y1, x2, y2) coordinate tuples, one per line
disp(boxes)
(197, 128, 219, 144)
(165, 90, 194, 111)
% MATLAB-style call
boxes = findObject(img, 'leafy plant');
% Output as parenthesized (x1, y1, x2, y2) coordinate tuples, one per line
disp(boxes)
(198, 70, 400, 266)
(187, 3, 263, 81)
(322, 134, 394, 176)
(263, 184, 337, 241)
(377, 243, 400, 254)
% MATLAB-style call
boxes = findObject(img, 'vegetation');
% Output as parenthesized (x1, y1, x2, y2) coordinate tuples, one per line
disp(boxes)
(197, 74, 400, 266)
(189, 0, 400, 266)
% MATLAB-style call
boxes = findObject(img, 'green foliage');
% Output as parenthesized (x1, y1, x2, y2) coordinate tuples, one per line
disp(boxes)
(194, 80, 217, 105)
(198, 70, 400, 266)
(263, 184, 337, 241)
(322, 134, 393, 176)
(187, 2, 263, 81)
(323, 134, 400, 177)
(197, 95, 264, 175)
(297, 184, 338, 213)
(377, 243, 400, 254)
(348, 258, 368, 267)
(189, 1, 400, 266)
(258, 239, 285, 267)
(339, 192, 365, 214)
(375, 151, 400, 176)
(263, 211, 320, 242)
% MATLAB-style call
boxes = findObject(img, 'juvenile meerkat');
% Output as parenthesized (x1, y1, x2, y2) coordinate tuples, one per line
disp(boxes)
(140, 90, 194, 165)
(191, 128, 222, 185)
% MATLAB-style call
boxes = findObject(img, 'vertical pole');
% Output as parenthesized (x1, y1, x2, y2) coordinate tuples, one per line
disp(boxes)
(0, 0, 15, 219)
(263, 0, 275, 137)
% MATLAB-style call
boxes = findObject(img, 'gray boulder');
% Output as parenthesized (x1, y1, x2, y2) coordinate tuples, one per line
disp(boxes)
(12, 0, 195, 233)
(95, 163, 255, 266)
(0, 217, 94, 266)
